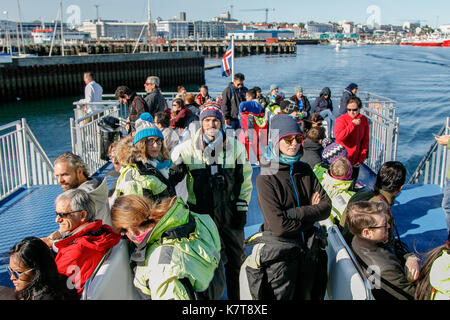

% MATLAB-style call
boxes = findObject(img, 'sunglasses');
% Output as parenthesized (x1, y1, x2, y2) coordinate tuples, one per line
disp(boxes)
(282, 135, 304, 145)
(55, 210, 81, 218)
(347, 108, 359, 112)
(368, 221, 389, 229)
(146, 138, 162, 145)
(7, 266, 34, 279)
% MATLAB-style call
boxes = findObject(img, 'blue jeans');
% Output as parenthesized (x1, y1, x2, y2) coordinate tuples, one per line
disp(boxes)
(319, 110, 336, 138)
(443, 178, 450, 237)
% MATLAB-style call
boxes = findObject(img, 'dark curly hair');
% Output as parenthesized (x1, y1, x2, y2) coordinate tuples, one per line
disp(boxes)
(9, 237, 78, 300)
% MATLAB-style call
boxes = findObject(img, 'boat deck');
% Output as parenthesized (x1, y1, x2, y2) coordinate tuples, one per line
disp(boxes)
(0, 164, 448, 289)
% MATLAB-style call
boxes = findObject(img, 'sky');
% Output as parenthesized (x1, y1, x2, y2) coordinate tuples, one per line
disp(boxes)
(1, 0, 449, 27)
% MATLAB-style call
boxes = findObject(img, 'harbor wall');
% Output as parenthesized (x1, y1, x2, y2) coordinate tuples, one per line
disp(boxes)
(0, 51, 204, 102)
(20, 40, 297, 57)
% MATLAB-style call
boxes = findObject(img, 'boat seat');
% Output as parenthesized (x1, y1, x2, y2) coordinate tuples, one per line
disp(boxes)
(81, 239, 142, 300)
(323, 223, 373, 300)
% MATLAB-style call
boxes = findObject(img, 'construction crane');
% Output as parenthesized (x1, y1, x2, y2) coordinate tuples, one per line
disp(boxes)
(241, 8, 275, 24)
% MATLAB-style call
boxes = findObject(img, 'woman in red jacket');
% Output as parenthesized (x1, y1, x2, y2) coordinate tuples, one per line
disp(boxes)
(170, 98, 193, 135)
(334, 97, 369, 182)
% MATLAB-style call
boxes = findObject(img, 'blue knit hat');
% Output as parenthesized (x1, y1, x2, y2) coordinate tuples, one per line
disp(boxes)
(270, 114, 303, 145)
(133, 116, 163, 145)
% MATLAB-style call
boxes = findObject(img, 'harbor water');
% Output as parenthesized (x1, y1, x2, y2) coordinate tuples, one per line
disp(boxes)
(1, 44, 449, 179)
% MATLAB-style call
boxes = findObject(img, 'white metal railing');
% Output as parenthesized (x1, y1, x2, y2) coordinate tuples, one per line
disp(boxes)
(70, 100, 127, 176)
(408, 117, 449, 188)
(0, 118, 56, 201)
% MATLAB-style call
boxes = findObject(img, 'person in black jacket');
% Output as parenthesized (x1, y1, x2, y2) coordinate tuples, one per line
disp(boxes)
(251, 114, 331, 300)
(347, 201, 417, 300)
(338, 83, 358, 116)
(7, 237, 79, 300)
(143, 76, 168, 117)
(115, 85, 149, 133)
(313, 87, 336, 138)
(300, 126, 326, 169)
(221, 73, 248, 129)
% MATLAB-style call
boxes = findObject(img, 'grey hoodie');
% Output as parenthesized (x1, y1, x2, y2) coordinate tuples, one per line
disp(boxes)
(78, 177, 111, 226)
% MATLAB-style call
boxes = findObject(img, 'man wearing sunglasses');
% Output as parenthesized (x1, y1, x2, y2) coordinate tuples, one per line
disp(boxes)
(143, 76, 168, 117)
(41, 189, 120, 296)
(334, 97, 369, 182)
(347, 201, 417, 300)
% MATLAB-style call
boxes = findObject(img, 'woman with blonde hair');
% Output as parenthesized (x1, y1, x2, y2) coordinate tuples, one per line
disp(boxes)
(113, 114, 175, 203)
(111, 194, 225, 300)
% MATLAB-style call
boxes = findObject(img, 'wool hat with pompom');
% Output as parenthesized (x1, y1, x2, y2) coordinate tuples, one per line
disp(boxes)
(133, 113, 163, 145)
(322, 140, 348, 165)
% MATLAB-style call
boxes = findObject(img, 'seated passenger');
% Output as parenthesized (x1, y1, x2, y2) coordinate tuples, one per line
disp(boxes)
(347, 201, 417, 300)
(111, 195, 225, 300)
(7, 237, 79, 300)
(289, 86, 311, 120)
(113, 117, 175, 203)
(415, 241, 450, 300)
(300, 126, 326, 169)
(44, 189, 120, 296)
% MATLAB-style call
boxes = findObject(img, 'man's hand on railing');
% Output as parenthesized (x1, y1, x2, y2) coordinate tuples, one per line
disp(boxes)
(435, 134, 450, 147)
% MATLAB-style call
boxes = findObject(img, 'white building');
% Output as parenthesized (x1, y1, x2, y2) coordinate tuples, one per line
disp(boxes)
(439, 24, 450, 33)
(78, 20, 149, 40)
(155, 19, 189, 39)
(227, 30, 294, 40)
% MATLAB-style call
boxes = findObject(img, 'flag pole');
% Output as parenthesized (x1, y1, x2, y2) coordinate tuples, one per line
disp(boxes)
(231, 35, 235, 79)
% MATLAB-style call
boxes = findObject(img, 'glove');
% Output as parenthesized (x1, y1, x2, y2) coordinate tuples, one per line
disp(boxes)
(231, 210, 247, 229)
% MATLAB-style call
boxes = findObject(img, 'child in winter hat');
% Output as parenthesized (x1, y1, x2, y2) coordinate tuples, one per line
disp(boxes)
(322, 140, 348, 165)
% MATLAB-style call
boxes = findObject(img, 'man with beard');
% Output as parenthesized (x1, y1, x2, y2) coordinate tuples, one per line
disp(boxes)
(170, 103, 253, 300)
(53, 152, 110, 225)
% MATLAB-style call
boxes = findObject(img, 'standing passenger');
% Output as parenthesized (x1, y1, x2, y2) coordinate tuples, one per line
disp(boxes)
(334, 96, 369, 182)
(170, 104, 253, 300)
(221, 73, 247, 129)
(242, 114, 331, 300)
(143, 76, 168, 117)
(81, 71, 103, 115)
(115, 85, 149, 133)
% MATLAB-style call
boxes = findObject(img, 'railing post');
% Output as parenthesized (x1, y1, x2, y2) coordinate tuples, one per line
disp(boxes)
(20, 118, 31, 187)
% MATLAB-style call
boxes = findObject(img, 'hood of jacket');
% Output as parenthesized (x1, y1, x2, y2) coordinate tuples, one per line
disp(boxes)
(321, 171, 354, 198)
(320, 87, 331, 97)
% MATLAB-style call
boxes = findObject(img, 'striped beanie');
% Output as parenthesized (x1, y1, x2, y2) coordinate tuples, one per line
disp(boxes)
(133, 115, 163, 145)
(199, 103, 224, 126)
(322, 141, 348, 164)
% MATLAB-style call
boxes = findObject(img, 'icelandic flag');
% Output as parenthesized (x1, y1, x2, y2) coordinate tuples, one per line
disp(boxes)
(221, 40, 233, 77)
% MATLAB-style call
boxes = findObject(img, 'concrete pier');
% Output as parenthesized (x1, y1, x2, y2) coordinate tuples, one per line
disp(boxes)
(0, 51, 204, 102)
(21, 40, 297, 57)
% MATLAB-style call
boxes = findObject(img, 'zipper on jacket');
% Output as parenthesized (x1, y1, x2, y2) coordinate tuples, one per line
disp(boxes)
(289, 165, 305, 243)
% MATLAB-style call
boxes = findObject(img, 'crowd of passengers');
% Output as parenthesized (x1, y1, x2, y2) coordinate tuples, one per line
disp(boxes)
(1, 73, 449, 301)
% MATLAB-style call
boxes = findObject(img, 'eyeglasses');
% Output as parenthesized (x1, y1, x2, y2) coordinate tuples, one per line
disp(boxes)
(283, 135, 304, 145)
(146, 138, 162, 146)
(6, 266, 34, 279)
(368, 221, 389, 229)
(144, 82, 152, 86)
(347, 108, 359, 112)
(55, 210, 81, 218)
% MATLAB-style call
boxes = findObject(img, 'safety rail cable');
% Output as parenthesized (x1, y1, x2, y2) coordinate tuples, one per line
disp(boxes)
(408, 117, 449, 188)
(0, 119, 56, 202)
(70, 101, 126, 176)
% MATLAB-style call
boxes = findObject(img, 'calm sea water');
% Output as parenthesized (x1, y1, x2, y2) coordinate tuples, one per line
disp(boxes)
(1, 44, 449, 179)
